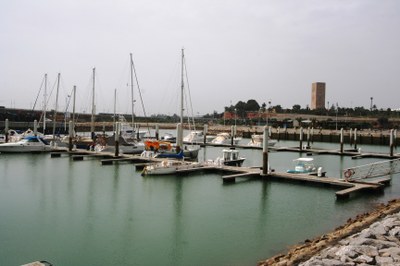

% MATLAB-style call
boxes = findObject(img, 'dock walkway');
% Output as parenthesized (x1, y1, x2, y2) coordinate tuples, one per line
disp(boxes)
(50, 148, 392, 200)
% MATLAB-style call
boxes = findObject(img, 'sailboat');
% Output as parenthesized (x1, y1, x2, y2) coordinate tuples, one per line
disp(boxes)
(157, 49, 200, 160)
(95, 54, 147, 154)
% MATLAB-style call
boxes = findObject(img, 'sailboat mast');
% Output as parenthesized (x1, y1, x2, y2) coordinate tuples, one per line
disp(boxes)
(52, 73, 60, 140)
(91, 68, 96, 140)
(180, 48, 184, 125)
(72, 85, 76, 137)
(113, 88, 117, 133)
(130, 53, 135, 131)
(43, 73, 47, 132)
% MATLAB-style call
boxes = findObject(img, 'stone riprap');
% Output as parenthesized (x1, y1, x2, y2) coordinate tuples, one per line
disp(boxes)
(258, 199, 400, 266)
(300, 212, 400, 265)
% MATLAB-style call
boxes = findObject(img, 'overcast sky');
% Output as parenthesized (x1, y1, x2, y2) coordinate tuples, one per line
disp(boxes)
(1, 0, 399, 116)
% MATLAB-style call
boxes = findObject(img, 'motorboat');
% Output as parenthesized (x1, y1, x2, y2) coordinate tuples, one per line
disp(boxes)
(183, 131, 205, 143)
(142, 160, 201, 176)
(94, 134, 145, 154)
(211, 133, 241, 145)
(161, 133, 176, 142)
(143, 139, 199, 160)
(210, 148, 245, 167)
(0, 136, 54, 153)
(287, 158, 317, 174)
(247, 134, 277, 147)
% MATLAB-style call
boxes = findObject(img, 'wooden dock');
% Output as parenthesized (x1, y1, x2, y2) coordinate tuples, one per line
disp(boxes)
(50, 148, 392, 200)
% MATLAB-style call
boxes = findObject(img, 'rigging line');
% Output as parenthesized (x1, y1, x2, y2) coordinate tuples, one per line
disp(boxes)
(31, 75, 46, 111)
(183, 55, 196, 131)
(131, 54, 151, 134)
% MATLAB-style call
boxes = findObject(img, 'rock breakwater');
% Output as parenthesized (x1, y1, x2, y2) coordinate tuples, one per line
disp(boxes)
(258, 199, 400, 266)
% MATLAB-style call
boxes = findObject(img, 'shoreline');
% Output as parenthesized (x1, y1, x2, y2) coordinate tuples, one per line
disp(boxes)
(258, 198, 400, 265)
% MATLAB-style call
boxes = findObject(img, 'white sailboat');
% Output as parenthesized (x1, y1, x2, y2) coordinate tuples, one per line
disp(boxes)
(177, 49, 200, 159)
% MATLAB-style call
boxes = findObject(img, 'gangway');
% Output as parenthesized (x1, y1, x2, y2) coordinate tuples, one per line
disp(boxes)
(343, 158, 400, 182)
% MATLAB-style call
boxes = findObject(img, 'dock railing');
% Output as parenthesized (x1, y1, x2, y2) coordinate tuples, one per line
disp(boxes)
(343, 158, 400, 182)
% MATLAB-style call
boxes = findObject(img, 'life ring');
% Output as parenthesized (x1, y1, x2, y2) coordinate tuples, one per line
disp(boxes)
(344, 169, 354, 181)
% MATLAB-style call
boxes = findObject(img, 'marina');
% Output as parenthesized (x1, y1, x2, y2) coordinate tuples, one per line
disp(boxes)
(1, 133, 400, 265)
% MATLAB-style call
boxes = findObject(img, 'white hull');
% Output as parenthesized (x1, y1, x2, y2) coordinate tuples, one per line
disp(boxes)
(142, 160, 201, 176)
(211, 133, 241, 145)
(0, 136, 53, 153)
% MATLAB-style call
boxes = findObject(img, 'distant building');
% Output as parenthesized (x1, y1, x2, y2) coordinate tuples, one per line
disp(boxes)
(311, 82, 326, 110)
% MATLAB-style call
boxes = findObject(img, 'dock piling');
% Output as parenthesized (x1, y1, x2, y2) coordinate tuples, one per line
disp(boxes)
(299, 127, 303, 151)
(34, 120, 38, 136)
(115, 122, 120, 157)
(340, 128, 344, 153)
(390, 129, 394, 157)
(5, 118, 9, 142)
(68, 120, 73, 151)
(262, 126, 269, 175)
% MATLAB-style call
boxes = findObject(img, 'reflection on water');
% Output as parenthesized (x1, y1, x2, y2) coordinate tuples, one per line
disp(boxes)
(0, 138, 399, 265)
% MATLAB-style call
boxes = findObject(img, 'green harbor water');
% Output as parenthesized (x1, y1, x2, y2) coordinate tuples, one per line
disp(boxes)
(0, 138, 399, 265)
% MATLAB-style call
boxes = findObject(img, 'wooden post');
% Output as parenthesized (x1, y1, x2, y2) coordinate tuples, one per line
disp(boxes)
(115, 122, 120, 156)
(307, 127, 310, 148)
(349, 128, 353, 147)
(155, 124, 159, 140)
(262, 126, 269, 176)
(230, 125, 234, 146)
(390, 129, 394, 157)
(176, 123, 183, 148)
(354, 128, 358, 150)
(394, 129, 397, 148)
(5, 119, 9, 143)
(277, 127, 280, 141)
(203, 124, 208, 144)
(34, 120, 38, 136)
(68, 120, 73, 151)
(340, 128, 344, 153)
(311, 127, 314, 143)
(299, 127, 303, 151)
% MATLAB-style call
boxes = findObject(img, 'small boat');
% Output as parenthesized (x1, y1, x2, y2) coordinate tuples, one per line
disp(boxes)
(206, 148, 245, 167)
(0, 136, 54, 153)
(161, 133, 176, 142)
(247, 134, 277, 147)
(94, 134, 145, 154)
(183, 130, 205, 143)
(287, 158, 317, 174)
(211, 132, 241, 145)
(142, 160, 201, 176)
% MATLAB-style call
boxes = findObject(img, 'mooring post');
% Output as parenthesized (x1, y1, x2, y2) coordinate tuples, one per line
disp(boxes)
(394, 129, 397, 148)
(307, 127, 310, 148)
(277, 127, 280, 141)
(231, 125, 234, 146)
(203, 124, 208, 144)
(155, 124, 159, 140)
(5, 119, 9, 143)
(102, 122, 105, 135)
(176, 123, 183, 148)
(311, 127, 314, 144)
(354, 128, 358, 150)
(262, 126, 269, 176)
(33, 119, 38, 136)
(115, 122, 120, 156)
(390, 129, 394, 157)
(349, 128, 353, 147)
(340, 128, 344, 153)
(68, 120, 73, 151)
(299, 127, 303, 151)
